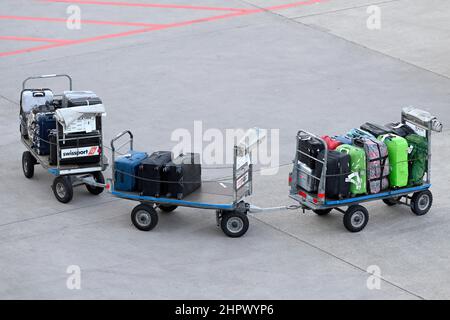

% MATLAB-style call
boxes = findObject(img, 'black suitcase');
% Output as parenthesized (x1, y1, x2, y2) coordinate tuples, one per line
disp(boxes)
(360, 123, 391, 137)
(314, 150, 351, 199)
(164, 153, 201, 199)
(298, 136, 325, 169)
(49, 131, 101, 165)
(62, 91, 102, 108)
(138, 151, 173, 197)
(385, 122, 416, 137)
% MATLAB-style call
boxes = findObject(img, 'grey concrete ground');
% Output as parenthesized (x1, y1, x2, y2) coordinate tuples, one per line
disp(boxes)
(0, 0, 449, 299)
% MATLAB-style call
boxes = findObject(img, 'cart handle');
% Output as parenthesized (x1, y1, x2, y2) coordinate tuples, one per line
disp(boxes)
(110, 130, 134, 153)
(22, 74, 73, 90)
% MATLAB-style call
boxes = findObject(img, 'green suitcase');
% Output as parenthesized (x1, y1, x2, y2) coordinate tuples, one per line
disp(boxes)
(378, 134, 409, 187)
(336, 144, 367, 195)
(405, 134, 428, 186)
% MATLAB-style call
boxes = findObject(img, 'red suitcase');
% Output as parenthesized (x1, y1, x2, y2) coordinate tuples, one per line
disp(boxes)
(322, 135, 342, 150)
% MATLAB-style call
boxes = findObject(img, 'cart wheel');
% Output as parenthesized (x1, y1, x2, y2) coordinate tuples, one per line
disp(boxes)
(159, 205, 178, 213)
(131, 204, 158, 231)
(313, 209, 332, 216)
(343, 205, 369, 232)
(85, 171, 105, 195)
(411, 190, 433, 216)
(22, 151, 35, 179)
(52, 176, 73, 203)
(221, 211, 249, 238)
(382, 197, 401, 206)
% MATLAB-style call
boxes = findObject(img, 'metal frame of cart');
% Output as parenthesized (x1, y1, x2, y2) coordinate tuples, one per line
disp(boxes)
(20, 74, 108, 203)
(289, 109, 442, 232)
(106, 130, 260, 237)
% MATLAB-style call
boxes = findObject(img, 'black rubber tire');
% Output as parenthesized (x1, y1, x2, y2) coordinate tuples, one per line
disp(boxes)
(52, 176, 74, 203)
(159, 205, 178, 213)
(411, 190, 433, 216)
(220, 211, 249, 238)
(131, 204, 159, 231)
(343, 205, 369, 233)
(313, 208, 332, 216)
(22, 151, 35, 179)
(85, 171, 105, 195)
(382, 197, 400, 206)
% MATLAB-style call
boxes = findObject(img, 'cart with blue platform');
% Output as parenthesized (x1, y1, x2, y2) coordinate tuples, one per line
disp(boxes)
(107, 129, 269, 238)
(289, 108, 443, 232)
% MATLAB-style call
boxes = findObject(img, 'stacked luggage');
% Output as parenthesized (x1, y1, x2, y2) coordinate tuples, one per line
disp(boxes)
(114, 151, 202, 199)
(296, 120, 428, 199)
(20, 89, 105, 166)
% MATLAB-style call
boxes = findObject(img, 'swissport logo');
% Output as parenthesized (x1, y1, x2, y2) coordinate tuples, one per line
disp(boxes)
(61, 146, 100, 159)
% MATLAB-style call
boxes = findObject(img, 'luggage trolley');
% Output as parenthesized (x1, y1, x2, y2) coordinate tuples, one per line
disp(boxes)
(289, 108, 442, 232)
(107, 129, 266, 237)
(20, 74, 108, 203)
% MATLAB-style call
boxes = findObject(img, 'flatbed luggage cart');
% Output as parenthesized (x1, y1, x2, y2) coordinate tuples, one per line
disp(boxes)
(20, 74, 108, 203)
(289, 108, 442, 232)
(107, 129, 268, 238)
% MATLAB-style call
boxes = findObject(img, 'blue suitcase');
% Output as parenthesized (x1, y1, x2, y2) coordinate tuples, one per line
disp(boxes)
(33, 112, 56, 155)
(114, 151, 148, 191)
(332, 135, 353, 145)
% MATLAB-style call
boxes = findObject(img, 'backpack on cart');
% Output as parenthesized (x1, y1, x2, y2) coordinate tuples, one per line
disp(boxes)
(405, 134, 428, 186)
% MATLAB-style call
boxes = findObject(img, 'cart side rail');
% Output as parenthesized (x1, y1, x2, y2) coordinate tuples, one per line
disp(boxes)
(291, 130, 328, 204)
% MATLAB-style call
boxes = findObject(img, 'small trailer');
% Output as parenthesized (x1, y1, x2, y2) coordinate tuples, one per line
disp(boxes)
(106, 129, 268, 237)
(20, 74, 108, 203)
(289, 108, 443, 232)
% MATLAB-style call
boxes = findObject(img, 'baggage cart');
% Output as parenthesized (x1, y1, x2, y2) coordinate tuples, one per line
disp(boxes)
(289, 108, 442, 232)
(20, 74, 108, 203)
(106, 129, 279, 238)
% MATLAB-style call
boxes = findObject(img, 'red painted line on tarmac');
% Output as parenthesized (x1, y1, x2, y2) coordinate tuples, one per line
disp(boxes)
(0, 0, 329, 58)
(0, 36, 70, 43)
(0, 15, 162, 27)
(40, 0, 249, 12)
(265, 0, 328, 11)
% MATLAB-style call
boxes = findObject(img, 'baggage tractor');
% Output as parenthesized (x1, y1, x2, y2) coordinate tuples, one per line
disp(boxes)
(113, 150, 148, 192)
(138, 151, 173, 197)
(405, 134, 428, 186)
(49, 131, 102, 165)
(354, 138, 389, 194)
(360, 123, 391, 137)
(62, 91, 102, 108)
(385, 122, 416, 137)
(322, 135, 342, 151)
(336, 144, 367, 195)
(314, 150, 351, 199)
(298, 136, 325, 169)
(33, 112, 56, 155)
(297, 161, 318, 193)
(378, 134, 409, 187)
(164, 153, 202, 199)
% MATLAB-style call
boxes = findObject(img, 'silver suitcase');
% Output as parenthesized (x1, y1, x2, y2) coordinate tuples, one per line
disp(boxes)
(297, 161, 317, 192)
